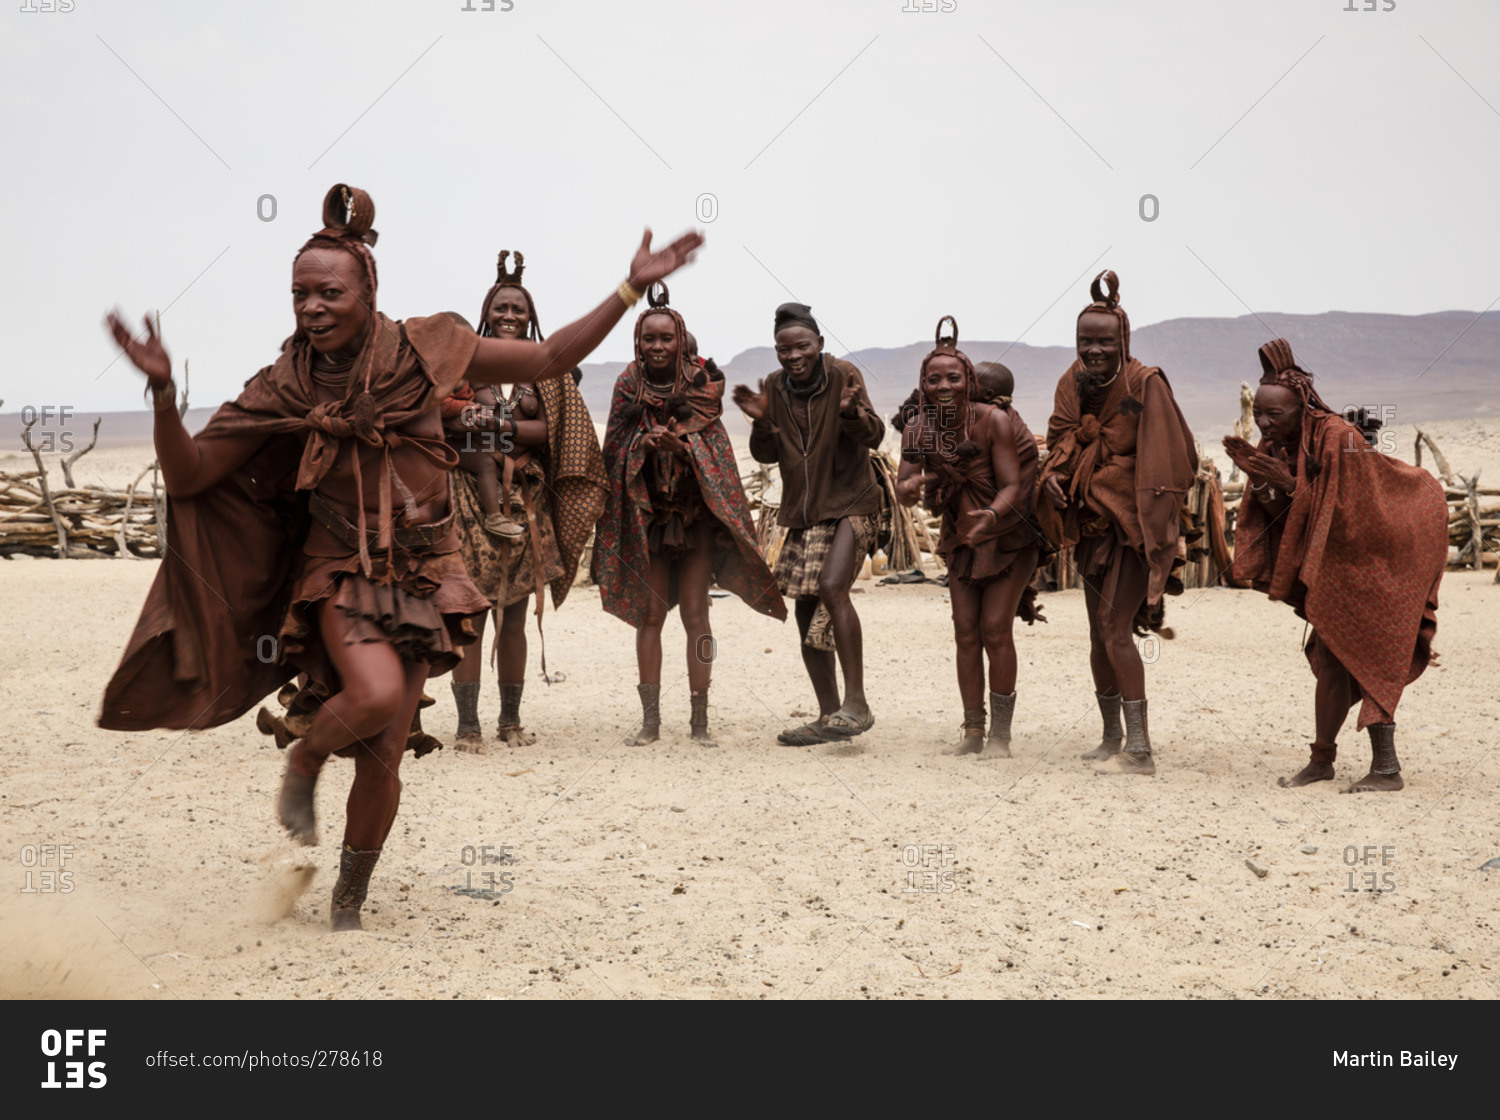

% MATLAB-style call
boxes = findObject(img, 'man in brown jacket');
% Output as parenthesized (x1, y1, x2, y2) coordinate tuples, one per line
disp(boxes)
(733, 302, 885, 744)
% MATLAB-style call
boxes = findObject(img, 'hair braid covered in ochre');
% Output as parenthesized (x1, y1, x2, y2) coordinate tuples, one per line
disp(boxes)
(1255, 337, 1381, 469)
(618, 283, 703, 424)
(905, 315, 982, 460)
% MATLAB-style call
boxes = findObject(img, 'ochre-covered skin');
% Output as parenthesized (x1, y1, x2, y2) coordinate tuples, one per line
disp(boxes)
(99, 185, 705, 922)
(1226, 340, 1448, 793)
(895, 328, 1045, 759)
(1035, 272, 1198, 776)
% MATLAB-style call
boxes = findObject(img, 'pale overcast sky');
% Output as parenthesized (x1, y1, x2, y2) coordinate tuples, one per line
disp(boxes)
(3, 0, 1497, 412)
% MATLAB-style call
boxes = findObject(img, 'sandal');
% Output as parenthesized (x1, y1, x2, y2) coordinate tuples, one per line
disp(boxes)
(878, 569, 928, 585)
(484, 512, 527, 540)
(821, 709, 875, 738)
(777, 721, 830, 746)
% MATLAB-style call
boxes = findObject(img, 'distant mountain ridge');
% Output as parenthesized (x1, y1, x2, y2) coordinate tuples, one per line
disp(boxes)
(580, 309, 1500, 437)
(11, 311, 1495, 449)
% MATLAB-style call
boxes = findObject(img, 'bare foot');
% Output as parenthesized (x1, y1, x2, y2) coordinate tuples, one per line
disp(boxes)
(453, 731, 486, 754)
(1081, 738, 1122, 762)
(625, 726, 660, 747)
(497, 726, 537, 748)
(1278, 761, 1335, 787)
(276, 750, 319, 846)
(977, 737, 1012, 760)
(1114, 751, 1155, 777)
(943, 729, 984, 757)
(691, 727, 719, 749)
(1341, 771, 1404, 793)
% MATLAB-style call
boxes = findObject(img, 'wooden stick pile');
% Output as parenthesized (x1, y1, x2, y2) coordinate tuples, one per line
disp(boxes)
(12, 380, 1488, 587)
(0, 463, 162, 559)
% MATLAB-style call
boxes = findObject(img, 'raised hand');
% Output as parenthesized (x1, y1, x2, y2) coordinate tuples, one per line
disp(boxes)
(732, 379, 769, 421)
(839, 378, 860, 413)
(104, 309, 171, 387)
(628, 228, 705, 292)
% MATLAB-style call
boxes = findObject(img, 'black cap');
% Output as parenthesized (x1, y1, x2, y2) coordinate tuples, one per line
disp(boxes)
(774, 302, 818, 335)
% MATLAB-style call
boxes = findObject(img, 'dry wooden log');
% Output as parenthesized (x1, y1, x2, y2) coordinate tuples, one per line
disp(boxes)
(58, 417, 101, 489)
(1413, 426, 1457, 487)
(20, 419, 67, 558)
(1229, 381, 1254, 483)
(153, 461, 166, 552)
(118, 464, 154, 558)
(1468, 471, 1485, 570)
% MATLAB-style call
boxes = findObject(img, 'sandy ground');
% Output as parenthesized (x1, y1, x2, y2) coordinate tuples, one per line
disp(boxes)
(2, 420, 1498, 1001)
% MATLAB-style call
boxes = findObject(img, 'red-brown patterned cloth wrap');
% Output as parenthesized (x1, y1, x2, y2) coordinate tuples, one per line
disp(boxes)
(100, 313, 481, 731)
(593, 364, 786, 627)
(1231, 410, 1447, 729)
(451, 463, 565, 609)
(448, 374, 604, 609)
(1035, 357, 1198, 606)
(536, 374, 609, 603)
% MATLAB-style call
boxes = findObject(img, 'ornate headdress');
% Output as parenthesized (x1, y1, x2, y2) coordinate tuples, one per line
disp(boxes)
(620, 282, 701, 422)
(294, 184, 380, 319)
(1077, 269, 1129, 364)
(906, 315, 981, 460)
(1256, 339, 1333, 412)
(918, 315, 978, 396)
(478, 249, 542, 341)
(1255, 338, 1364, 461)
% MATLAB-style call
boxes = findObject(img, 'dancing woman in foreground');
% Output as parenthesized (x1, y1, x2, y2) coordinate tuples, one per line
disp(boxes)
(100, 184, 701, 929)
